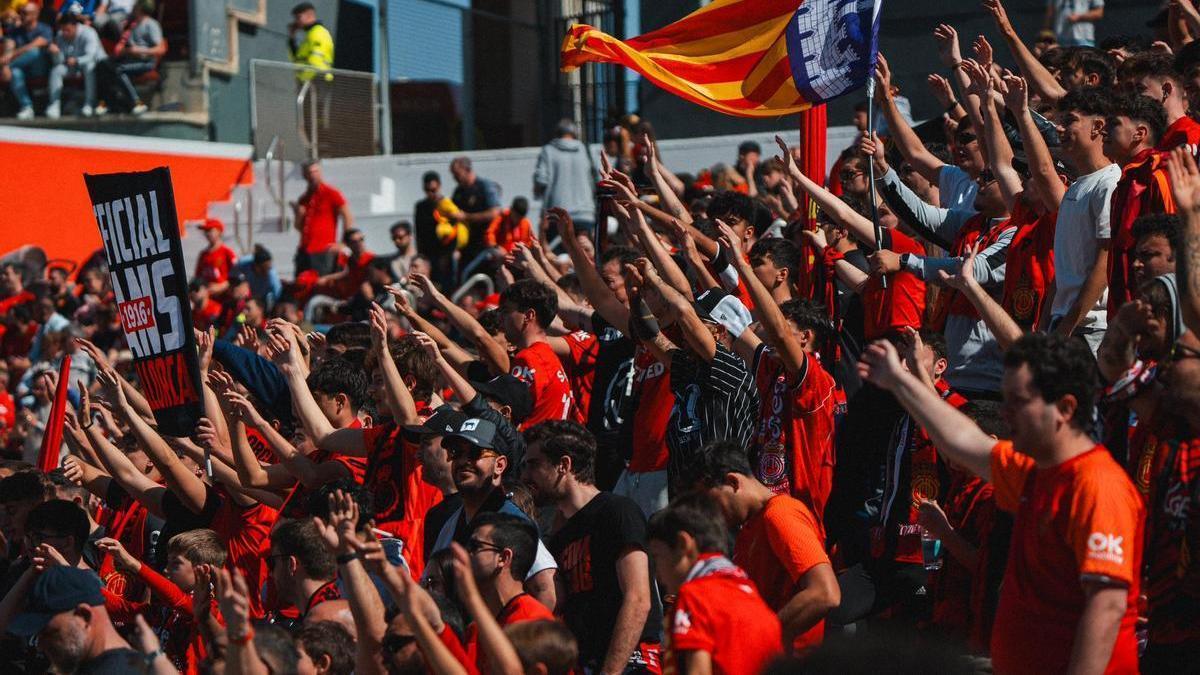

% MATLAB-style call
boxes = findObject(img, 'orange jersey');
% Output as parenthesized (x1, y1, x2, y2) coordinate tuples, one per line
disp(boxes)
(751, 346, 841, 525)
(363, 422, 444, 576)
(733, 495, 830, 654)
(1157, 114, 1200, 154)
(988, 441, 1143, 675)
(511, 341, 575, 429)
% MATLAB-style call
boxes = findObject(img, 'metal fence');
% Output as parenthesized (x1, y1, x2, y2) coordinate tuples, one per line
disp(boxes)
(250, 59, 379, 161)
(543, 0, 626, 146)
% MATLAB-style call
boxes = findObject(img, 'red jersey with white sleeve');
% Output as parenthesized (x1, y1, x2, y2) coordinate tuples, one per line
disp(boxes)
(862, 228, 925, 340)
(195, 244, 237, 285)
(751, 345, 841, 525)
(511, 340, 575, 429)
(664, 554, 782, 675)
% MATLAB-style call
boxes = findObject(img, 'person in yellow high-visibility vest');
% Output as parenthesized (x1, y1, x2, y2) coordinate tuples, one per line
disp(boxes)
(288, 2, 333, 82)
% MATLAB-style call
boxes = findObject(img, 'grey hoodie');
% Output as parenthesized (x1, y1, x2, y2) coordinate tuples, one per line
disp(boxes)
(533, 137, 596, 224)
(53, 24, 105, 69)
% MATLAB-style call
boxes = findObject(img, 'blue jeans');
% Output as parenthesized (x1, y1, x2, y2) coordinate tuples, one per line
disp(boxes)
(9, 49, 48, 109)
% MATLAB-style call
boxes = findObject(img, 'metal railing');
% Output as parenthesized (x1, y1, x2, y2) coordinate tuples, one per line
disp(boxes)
(263, 135, 289, 233)
(249, 59, 380, 162)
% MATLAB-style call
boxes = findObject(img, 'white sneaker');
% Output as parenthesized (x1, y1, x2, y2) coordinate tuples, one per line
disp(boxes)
(94, 102, 108, 116)
(131, 102, 148, 115)
(81, 105, 93, 117)
(46, 101, 60, 119)
(15, 106, 33, 120)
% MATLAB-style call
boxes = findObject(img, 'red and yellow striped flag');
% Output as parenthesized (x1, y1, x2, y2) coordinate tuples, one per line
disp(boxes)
(561, 0, 881, 118)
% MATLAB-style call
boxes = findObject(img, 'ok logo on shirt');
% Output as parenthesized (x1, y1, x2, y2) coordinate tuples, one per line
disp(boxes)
(1086, 532, 1124, 564)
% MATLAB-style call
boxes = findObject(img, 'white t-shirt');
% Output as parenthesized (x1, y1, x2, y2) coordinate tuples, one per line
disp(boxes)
(1050, 163, 1121, 330)
(938, 164, 979, 212)
(1050, 0, 1103, 46)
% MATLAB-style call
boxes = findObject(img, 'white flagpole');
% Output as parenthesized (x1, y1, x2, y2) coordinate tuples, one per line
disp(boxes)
(866, 75, 886, 288)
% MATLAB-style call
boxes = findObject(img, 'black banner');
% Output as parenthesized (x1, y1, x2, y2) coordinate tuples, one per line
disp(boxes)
(84, 168, 202, 437)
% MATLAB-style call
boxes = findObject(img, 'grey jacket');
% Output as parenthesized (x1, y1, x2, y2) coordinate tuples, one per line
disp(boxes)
(533, 137, 596, 224)
(877, 167, 1015, 393)
(53, 24, 105, 69)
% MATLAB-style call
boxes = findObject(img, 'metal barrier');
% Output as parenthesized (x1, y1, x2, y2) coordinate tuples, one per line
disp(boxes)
(249, 59, 380, 162)
(263, 135, 290, 233)
(451, 273, 496, 305)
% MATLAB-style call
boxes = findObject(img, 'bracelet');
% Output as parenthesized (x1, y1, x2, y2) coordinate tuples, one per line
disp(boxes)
(230, 627, 255, 646)
(80, 421, 94, 430)
(336, 551, 361, 565)
(143, 648, 166, 665)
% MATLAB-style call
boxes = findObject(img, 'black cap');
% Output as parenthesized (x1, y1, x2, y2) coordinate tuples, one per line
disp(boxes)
(444, 417, 501, 453)
(471, 374, 533, 426)
(738, 140, 761, 155)
(403, 404, 468, 437)
(9, 567, 104, 637)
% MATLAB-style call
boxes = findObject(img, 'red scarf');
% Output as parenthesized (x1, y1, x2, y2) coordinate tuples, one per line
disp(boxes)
(1001, 199, 1056, 330)
(1107, 148, 1175, 318)
(928, 214, 1014, 331)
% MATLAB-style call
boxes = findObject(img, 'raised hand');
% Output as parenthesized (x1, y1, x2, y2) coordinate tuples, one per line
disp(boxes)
(96, 537, 141, 573)
(368, 302, 390, 358)
(408, 272, 442, 303)
(195, 328, 214, 375)
(215, 568, 252, 644)
(192, 563, 215, 623)
(927, 73, 956, 109)
(999, 74, 1028, 113)
(962, 59, 991, 98)
(1166, 146, 1200, 215)
(306, 330, 328, 360)
(232, 323, 259, 351)
(937, 239, 982, 291)
(95, 367, 127, 407)
(933, 24, 962, 68)
(31, 543, 69, 572)
(130, 614, 163, 660)
(972, 34, 994, 68)
(983, 0, 1014, 34)
(207, 369, 236, 398)
(857, 339, 909, 391)
(858, 131, 887, 171)
(222, 390, 266, 428)
(385, 284, 415, 316)
(547, 207, 577, 249)
(61, 455, 85, 484)
(874, 52, 893, 99)
(312, 489, 360, 554)
(74, 337, 112, 372)
(774, 135, 800, 177)
(195, 416, 225, 452)
(411, 331, 442, 362)
(800, 227, 829, 251)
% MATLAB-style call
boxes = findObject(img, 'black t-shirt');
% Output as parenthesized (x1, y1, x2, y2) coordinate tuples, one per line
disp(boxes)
(414, 197, 448, 260)
(585, 312, 636, 448)
(451, 179, 500, 258)
(423, 492, 462, 560)
(77, 648, 150, 674)
(665, 345, 760, 490)
(156, 486, 222, 568)
(834, 248, 870, 398)
(548, 492, 662, 666)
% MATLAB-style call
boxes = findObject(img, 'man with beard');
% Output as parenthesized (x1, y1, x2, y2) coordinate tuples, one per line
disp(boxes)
(6, 567, 149, 674)
(522, 420, 662, 674)
(426, 416, 557, 608)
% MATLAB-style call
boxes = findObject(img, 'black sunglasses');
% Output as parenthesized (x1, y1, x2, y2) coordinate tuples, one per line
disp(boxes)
(383, 633, 417, 654)
(466, 538, 504, 555)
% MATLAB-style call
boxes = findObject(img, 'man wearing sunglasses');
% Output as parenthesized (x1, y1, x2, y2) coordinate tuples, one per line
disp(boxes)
(866, 131, 1015, 399)
(426, 416, 558, 609)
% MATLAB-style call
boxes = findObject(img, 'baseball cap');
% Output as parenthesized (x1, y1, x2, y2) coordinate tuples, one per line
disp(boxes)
(403, 404, 468, 437)
(693, 288, 752, 339)
(471, 374, 532, 425)
(444, 417, 501, 453)
(9, 567, 104, 637)
(199, 218, 225, 233)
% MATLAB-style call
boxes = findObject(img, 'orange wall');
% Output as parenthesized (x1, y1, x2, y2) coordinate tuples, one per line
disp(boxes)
(0, 136, 253, 266)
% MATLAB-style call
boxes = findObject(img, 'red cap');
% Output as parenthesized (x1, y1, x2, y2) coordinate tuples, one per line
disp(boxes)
(475, 293, 501, 312)
(199, 218, 225, 233)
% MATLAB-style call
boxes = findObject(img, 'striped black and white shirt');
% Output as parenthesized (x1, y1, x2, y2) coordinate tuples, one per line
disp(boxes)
(665, 344, 760, 492)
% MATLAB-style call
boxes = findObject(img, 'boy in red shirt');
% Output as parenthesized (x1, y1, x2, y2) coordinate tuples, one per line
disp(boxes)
(680, 440, 838, 655)
(485, 196, 534, 254)
(646, 493, 782, 675)
(98, 530, 226, 674)
(194, 219, 237, 295)
(860, 333, 1143, 674)
(499, 279, 576, 429)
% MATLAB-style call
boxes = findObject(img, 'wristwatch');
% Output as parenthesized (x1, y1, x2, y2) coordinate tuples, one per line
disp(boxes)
(900, 253, 913, 269)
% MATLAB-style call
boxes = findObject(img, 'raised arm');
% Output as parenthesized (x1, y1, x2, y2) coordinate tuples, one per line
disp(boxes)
(411, 272, 510, 375)
(553, 207, 632, 333)
(450, 544, 524, 675)
(640, 134, 689, 219)
(1002, 74, 1066, 211)
(606, 175, 694, 299)
(977, 69, 1023, 211)
(1166, 147, 1200, 335)
(775, 135, 880, 249)
(875, 53, 946, 182)
(858, 340, 996, 480)
(718, 222, 806, 374)
(76, 338, 155, 423)
(864, 132, 963, 250)
(985, 0, 1067, 103)
(937, 243, 1025, 351)
(98, 368, 209, 515)
(639, 260, 716, 361)
(215, 387, 297, 491)
(369, 302, 419, 425)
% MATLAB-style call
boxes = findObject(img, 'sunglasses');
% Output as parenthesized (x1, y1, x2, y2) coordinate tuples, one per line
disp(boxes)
(447, 444, 500, 462)
(383, 633, 417, 654)
(466, 538, 504, 555)
(838, 170, 864, 181)
(1167, 341, 1200, 364)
